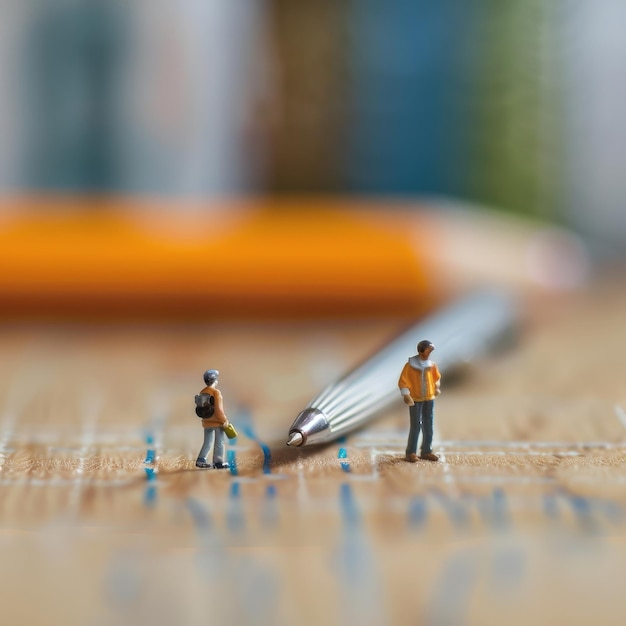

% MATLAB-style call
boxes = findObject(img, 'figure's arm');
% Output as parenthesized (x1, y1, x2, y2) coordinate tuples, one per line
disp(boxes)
(433, 364, 441, 396)
(214, 389, 229, 425)
(398, 364, 415, 406)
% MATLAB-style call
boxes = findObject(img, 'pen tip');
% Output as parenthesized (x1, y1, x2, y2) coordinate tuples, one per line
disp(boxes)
(286, 431, 304, 447)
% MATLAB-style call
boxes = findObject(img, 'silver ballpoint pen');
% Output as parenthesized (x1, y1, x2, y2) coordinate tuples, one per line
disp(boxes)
(286, 289, 517, 446)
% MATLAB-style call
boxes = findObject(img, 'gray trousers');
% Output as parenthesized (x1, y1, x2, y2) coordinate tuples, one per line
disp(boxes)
(406, 400, 434, 455)
(197, 427, 226, 464)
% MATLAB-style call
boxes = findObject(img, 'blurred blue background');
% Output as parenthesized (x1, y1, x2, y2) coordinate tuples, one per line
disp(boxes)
(0, 0, 625, 256)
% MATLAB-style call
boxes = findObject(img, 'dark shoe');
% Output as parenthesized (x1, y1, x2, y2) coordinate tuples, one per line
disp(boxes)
(213, 461, 230, 470)
(420, 452, 439, 462)
(405, 453, 419, 463)
(195, 459, 212, 469)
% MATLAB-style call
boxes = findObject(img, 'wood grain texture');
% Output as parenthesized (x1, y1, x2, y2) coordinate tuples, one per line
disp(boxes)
(1, 280, 625, 625)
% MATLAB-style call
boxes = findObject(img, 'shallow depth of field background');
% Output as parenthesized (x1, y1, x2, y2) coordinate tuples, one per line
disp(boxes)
(0, 0, 625, 257)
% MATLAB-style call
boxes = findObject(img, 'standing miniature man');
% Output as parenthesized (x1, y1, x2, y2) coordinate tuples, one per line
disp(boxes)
(195, 369, 230, 469)
(398, 339, 441, 462)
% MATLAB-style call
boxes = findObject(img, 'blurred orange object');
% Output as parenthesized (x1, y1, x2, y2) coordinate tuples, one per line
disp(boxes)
(0, 196, 437, 320)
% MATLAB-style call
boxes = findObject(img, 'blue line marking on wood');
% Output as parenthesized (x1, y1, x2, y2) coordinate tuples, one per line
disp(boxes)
(261, 484, 278, 527)
(242, 425, 272, 474)
(555, 489, 600, 535)
(430, 489, 469, 530)
(227, 449, 238, 475)
(340, 482, 360, 528)
(143, 433, 157, 507)
(187, 497, 213, 533)
(408, 496, 428, 528)
(227, 481, 245, 532)
(186, 498, 226, 576)
(338, 447, 351, 473)
(478, 488, 510, 530)
(336, 482, 385, 623)
(568, 494, 598, 534)
(230, 482, 240, 498)
(143, 484, 157, 507)
(543, 493, 560, 520)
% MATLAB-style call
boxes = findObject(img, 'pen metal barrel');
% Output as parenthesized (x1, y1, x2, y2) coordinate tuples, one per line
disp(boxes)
(287, 290, 517, 446)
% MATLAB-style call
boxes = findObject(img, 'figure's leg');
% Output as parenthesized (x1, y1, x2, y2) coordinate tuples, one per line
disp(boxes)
(419, 401, 438, 461)
(196, 428, 215, 468)
(212, 428, 229, 469)
(405, 403, 421, 462)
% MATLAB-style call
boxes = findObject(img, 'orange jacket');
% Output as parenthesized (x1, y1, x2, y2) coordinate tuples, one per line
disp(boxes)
(398, 357, 441, 402)
(198, 385, 229, 427)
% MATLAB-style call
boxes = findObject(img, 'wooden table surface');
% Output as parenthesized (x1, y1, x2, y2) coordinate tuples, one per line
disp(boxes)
(1, 278, 625, 625)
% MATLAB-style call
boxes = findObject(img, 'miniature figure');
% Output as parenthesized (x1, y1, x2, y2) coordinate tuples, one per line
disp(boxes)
(194, 369, 231, 469)
(398, 340, 441, 462)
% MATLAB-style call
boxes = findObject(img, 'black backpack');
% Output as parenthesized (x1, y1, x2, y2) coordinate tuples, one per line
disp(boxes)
(195, 393, 215, 418)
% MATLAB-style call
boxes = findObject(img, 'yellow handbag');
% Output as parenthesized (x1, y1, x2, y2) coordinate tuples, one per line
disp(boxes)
(222, 422, 238, 440)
